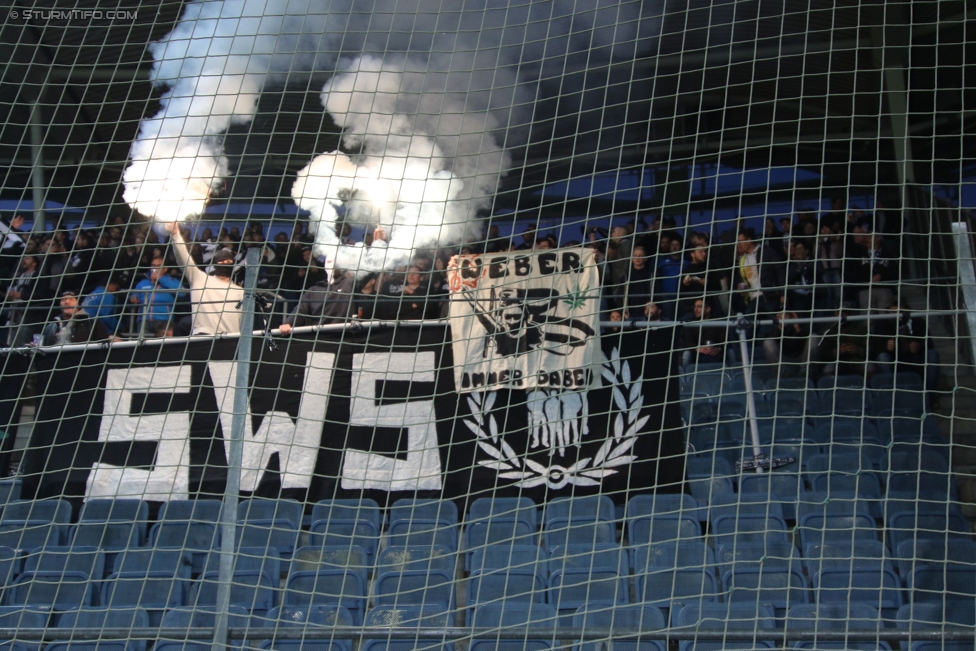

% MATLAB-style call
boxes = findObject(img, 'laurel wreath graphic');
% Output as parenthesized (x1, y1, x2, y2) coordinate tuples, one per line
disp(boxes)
(464, 347, 648, 490)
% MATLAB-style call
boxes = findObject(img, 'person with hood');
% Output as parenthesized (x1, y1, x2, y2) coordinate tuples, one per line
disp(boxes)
(164, 223, 243, 336)
(278, 267, 355, 333)
(41, 291, 110, 345)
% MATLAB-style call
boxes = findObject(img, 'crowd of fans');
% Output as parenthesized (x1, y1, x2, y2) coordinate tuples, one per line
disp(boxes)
(0, 198, 938, 386)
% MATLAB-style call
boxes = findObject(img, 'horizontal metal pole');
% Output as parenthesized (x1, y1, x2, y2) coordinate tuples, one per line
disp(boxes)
(1, 308, 969, 357)
(0, 627, 972, 642)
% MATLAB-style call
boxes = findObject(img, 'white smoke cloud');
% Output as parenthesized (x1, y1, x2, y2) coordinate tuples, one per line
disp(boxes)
(123, 0, 666, 258)
(293, 55, 515, 273)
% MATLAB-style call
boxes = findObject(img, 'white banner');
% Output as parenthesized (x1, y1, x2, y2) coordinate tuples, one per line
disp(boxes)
(447, 248, 602, 393)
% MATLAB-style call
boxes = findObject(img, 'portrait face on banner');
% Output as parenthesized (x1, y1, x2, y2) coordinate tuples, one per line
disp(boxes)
(447, 248, 602, 393)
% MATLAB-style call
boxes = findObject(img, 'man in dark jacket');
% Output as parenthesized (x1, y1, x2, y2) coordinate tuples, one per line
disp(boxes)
(278, 268, 355, 333)
(681, 297, 729, 367)
(41, 292, 110, 345)
(3, 255, 50, 346)
(819, 307, 876, 377)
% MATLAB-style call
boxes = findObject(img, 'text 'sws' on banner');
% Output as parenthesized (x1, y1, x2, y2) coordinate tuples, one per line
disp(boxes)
(12, 325, 683, 506)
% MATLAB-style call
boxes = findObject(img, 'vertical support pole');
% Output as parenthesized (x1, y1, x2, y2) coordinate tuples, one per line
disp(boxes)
(951, 222, 976, 366)
(736, 316, 764, 472)
(213, 246, 261, 650)
(29, 98, 46, 233)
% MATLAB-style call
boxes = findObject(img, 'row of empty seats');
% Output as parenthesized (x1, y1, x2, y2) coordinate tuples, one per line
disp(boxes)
(0, 601, 969, 651)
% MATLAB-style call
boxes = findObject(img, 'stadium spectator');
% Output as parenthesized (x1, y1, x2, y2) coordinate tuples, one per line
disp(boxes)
(39, 237, 68, 296)
(763, 309, 817, 377)
(784, 238, 816, 313)
(732, 227, 786, 315)
(41, 292, 110, 345)
(485, 225, 509, 253)
(165, 222, 243, 336)
(0, 216, 26, 280)
(397, 266, 429, 319)
(278, 267, 358, 333)
(618, 245, 655, 312)
(819, 307, 876, 377)
(679, 244, 722, 318)
(857, 231, 898, 311)
(644, 301, 662, 322)
(656, 234, 684, 318)
(2, 254, 48, 346)
(873, 299, 940, 390)
(131, 256, 183, 335)
(681, 297, 728, 367)
(62, 231, 95, 294)
(605, 226, 633, 300)
(81, 275, 125, 335)
(607, 309, 623, 333)
(516, 224, 537, 250)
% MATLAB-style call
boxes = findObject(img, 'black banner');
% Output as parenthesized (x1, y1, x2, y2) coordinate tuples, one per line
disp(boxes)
(13, 326, 683, 507)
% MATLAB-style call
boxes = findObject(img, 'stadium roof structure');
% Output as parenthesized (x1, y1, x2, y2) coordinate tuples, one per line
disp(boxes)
(0, 0, 971, 223)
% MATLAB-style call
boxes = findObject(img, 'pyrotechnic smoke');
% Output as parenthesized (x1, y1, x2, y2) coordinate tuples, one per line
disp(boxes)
(293, 55, 514, 273)
(122, 0, 665, 261)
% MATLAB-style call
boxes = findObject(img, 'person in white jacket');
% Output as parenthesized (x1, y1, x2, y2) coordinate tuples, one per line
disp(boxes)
(163, 223, 243, 336)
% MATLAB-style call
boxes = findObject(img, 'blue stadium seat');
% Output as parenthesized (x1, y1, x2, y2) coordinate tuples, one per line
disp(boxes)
(884, 447, 949, 473)
(723, 564, 810, 614)
(814, 419, 882, 446)
(467, 497, 537, 530)
(48, 608, 150, 651)
(870, 373, 923, 392)
(467, 545, 544, 582)
(573, 604, 667, 651)
(291, 546, 369, 588)
(149, 500, 221, 573)
(549, 564, 629, 627)
(462, 519, 535, 564)
(785, 604, 889, 651)
(0, 480, 22, 505)
(875, 416, 943, 444)
(0, 607, 51, 651)
(374, 570, 456, 611)
(261, 605, 354, 651)
(0, 546, 17, 586)
(626, 516, 700, 546)
(796, 499, 877, 549)
(809, 472, 884, 517)
(71, 500, 148, 551)
(543, 514, 616, 551)
(237, 499, 302, 561)
(871, 390, 927, 418)
(634, 541, 718, 608)
(675, 603, 776, 651)
(387, 498, 460, 552)
(818, 375, 866, 391)
(909, 563, 976, 603)
(0, 500, 72, 551)
(549, 544, 628, 578)
(686, 456, 734, 479)
(633, 542, 714, 574)
(100, 549, 192, 626)
(893, 539, 976, 581)
(470, 603, 558, 651)
(886, 512, 970, 552)
(192, 548, 280, 616)
(544, 496, 615, 526)
(8, 547, 105, 609)
(802, 540, 890, 574)
(308, 500, 381, 563)
(363, 606, 454, 651)
(813, 564, 903, 611)
(377, 546, 456, 578)
(283, 568, 366, 625)
(806, 451, 868, 474)
(154, 607, 250, 651)
(705, 493, 787, 523)
(896, 601, 976, 645)
(626, 494, 699, 520)
(738, 474, 802, 520)
(712, 513, 790, 546)
(390, 499, 458, 526)
(714, 541, 800, 577)
(467, 566, 544, 612)
(688, 477, 735, 506)
(687, 423, 733, 456)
